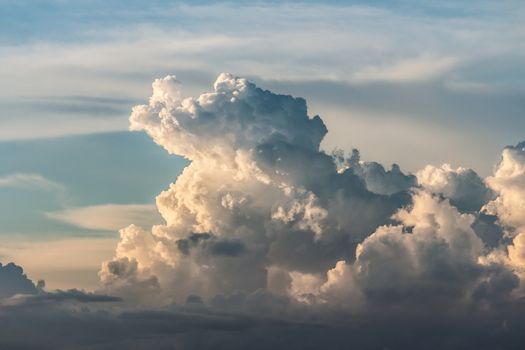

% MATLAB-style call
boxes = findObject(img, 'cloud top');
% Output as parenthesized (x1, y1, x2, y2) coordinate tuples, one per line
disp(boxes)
(130, 73, 327, 162)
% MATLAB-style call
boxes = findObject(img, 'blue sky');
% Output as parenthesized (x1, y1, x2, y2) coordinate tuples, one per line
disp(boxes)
(1, 0, 524, 289)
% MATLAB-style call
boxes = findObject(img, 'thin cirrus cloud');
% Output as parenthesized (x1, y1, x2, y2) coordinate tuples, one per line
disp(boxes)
(46, 204, 162, 231)
(0, 173, 64, 192)
(352, 55, 460, 82)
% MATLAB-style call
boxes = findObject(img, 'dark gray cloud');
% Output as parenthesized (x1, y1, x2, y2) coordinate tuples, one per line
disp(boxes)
(5, 289, 122, 305)
(0, 262, 38, 298)
(1, 292, 525, 350)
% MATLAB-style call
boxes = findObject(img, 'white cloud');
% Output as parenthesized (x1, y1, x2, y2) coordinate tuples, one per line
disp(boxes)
(417, 163, 493, 211)
(100, 73, 412, 304)
(3, 69, 525, 349)
(97, 73, 524, 315)
(353, 55, 459, 82)
(0, 173, 64, 192)
(46, 204, 162, 231)
(484, 142, 525, 233)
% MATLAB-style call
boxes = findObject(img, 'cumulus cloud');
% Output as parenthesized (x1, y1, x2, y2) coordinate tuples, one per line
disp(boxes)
(480, 142, 525, 291)
(333, 148, 416, 195)
(321, 190, 513, 308)
(96, 73, 525, 320)
(417, 163, 494, 212)
(100, 73, 414, 305)
(0, 262, 39, 298)
(5, 73, 525, 349)
(484, 142, 525, 233)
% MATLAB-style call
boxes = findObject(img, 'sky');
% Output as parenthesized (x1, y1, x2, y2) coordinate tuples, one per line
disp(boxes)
(1, 1, 525, 349)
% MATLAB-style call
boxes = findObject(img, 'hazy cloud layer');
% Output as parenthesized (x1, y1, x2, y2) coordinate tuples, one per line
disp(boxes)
(1, 1, 524, 175)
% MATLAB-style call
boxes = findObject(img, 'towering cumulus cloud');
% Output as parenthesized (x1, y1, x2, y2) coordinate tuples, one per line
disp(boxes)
(94, 73, 525, 349)
(100, 73, 414, 304)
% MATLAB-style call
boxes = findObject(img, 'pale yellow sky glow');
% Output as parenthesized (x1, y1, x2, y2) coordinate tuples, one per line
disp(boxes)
(0, 237, 117, 290)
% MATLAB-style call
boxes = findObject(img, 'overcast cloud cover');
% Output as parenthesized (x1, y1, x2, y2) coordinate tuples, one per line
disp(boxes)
(1, 0, 525, 349)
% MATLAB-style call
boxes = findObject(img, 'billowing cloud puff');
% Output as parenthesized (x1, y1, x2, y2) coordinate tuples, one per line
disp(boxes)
(0, 262, 39, 298)
(481, 142, 525, 290)
(416, 164, 503, 248)
(357, 189, 483, 304)
(333, 149, 416, 196)
(101, 73, 413, 304)
(417, 164, 493, 212)
(130, 74, 327, 161)
(508, 233, 525, 274)
(320, 191, 517, 308)
(484, 142, 525, 233)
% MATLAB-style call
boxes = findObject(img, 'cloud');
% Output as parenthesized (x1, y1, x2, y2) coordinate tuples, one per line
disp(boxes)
(0, 237, 117, 291)
(0, 173, 64, 192)
(417, 163, 494, 212)
(3, 1, 525, 347)
(0, 274, 524, 350)
(0, 262, 39, 299)
(353, 55, 459, 82)
(100, 73, 413, 305)
(480, 142, 525, 291)
(2, 289, 122, 306)
(333, 148, 417, 195)
(46, 204, 162, 231)
(484, 142, 525, 232)
(321, 190, 511, 308)
(98, 73, 523, 317)
(2, 0, 525, 194)
(4, 72, 525, 349)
